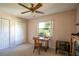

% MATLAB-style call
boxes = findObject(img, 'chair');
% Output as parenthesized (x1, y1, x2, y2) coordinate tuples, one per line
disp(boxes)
(33, 37, 42, 54)
(56, 40, 70, 55)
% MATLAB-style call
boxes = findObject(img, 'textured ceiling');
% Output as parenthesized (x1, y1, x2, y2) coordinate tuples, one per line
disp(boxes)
(0, 3, 78, 20)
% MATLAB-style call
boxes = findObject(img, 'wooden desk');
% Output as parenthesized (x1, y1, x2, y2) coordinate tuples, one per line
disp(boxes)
(33, 37, 50, 52)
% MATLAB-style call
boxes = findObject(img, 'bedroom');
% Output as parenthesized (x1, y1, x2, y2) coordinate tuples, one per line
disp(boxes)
(0, 3, 79, 56)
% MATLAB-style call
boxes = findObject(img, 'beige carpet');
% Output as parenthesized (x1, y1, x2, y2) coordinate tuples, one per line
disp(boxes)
(0, 44, 64, 56)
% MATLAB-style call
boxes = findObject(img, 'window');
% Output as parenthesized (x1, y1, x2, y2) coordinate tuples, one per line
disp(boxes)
(38, 21, 52, 37)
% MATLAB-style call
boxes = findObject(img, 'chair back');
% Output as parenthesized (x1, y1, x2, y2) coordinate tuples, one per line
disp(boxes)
(33, 37, 42, 47)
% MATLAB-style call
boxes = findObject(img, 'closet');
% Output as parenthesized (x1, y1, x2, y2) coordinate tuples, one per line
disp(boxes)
(0, 18, 27, 49)
(15, 20, 27, 46)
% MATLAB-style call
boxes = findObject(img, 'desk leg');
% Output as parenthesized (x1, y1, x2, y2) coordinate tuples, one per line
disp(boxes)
(55, 41, 57, 54)
(44, 40, 49, 52)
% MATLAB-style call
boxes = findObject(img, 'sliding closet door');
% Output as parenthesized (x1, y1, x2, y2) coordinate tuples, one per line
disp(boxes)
(0, 19, 9, 49)
(15, 20, 26, 46)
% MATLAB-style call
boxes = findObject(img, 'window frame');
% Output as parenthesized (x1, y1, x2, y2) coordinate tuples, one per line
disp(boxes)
(37, 20, 53, 38)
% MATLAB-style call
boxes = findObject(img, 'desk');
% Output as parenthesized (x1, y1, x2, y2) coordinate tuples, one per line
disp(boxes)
(33, 37, 50, 52)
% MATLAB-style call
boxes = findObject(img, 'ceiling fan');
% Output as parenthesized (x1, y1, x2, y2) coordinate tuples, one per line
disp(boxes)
(18, 3, 44, 14)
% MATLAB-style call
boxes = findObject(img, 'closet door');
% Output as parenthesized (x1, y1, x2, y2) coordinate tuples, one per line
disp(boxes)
(15, 20, 26, 46)
(1, 19, 9, 49)
(10, 20, 15, 48)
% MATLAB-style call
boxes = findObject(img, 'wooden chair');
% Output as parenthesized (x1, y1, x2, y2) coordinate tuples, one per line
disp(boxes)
(33, 37, 42, 54)
(56, 40, 70, 55)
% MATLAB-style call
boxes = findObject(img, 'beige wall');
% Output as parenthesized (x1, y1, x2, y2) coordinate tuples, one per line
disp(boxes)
(28, 10, 76, 48)
(76, 7, 79, 32)
(0, 9, 76, 49)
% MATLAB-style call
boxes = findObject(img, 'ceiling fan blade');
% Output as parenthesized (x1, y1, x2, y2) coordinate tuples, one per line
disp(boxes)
(31, 3, 34, 7)
(21, 11, 30, 14)
(18, 3, 31, 10)
(33, 3, 42, 10)
(35, 11, 44, 14)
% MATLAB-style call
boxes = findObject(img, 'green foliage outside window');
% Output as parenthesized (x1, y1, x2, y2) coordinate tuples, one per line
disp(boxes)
(38, 21, 51, 37)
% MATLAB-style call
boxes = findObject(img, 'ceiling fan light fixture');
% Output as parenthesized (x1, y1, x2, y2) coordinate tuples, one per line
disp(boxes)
(31, 12, 36, 16)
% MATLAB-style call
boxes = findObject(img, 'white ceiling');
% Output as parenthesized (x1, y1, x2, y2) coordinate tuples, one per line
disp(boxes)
(0, 3, 78, 20)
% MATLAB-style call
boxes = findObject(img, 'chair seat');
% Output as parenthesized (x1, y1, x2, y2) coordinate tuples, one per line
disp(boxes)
(35, 43, 42, 47)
